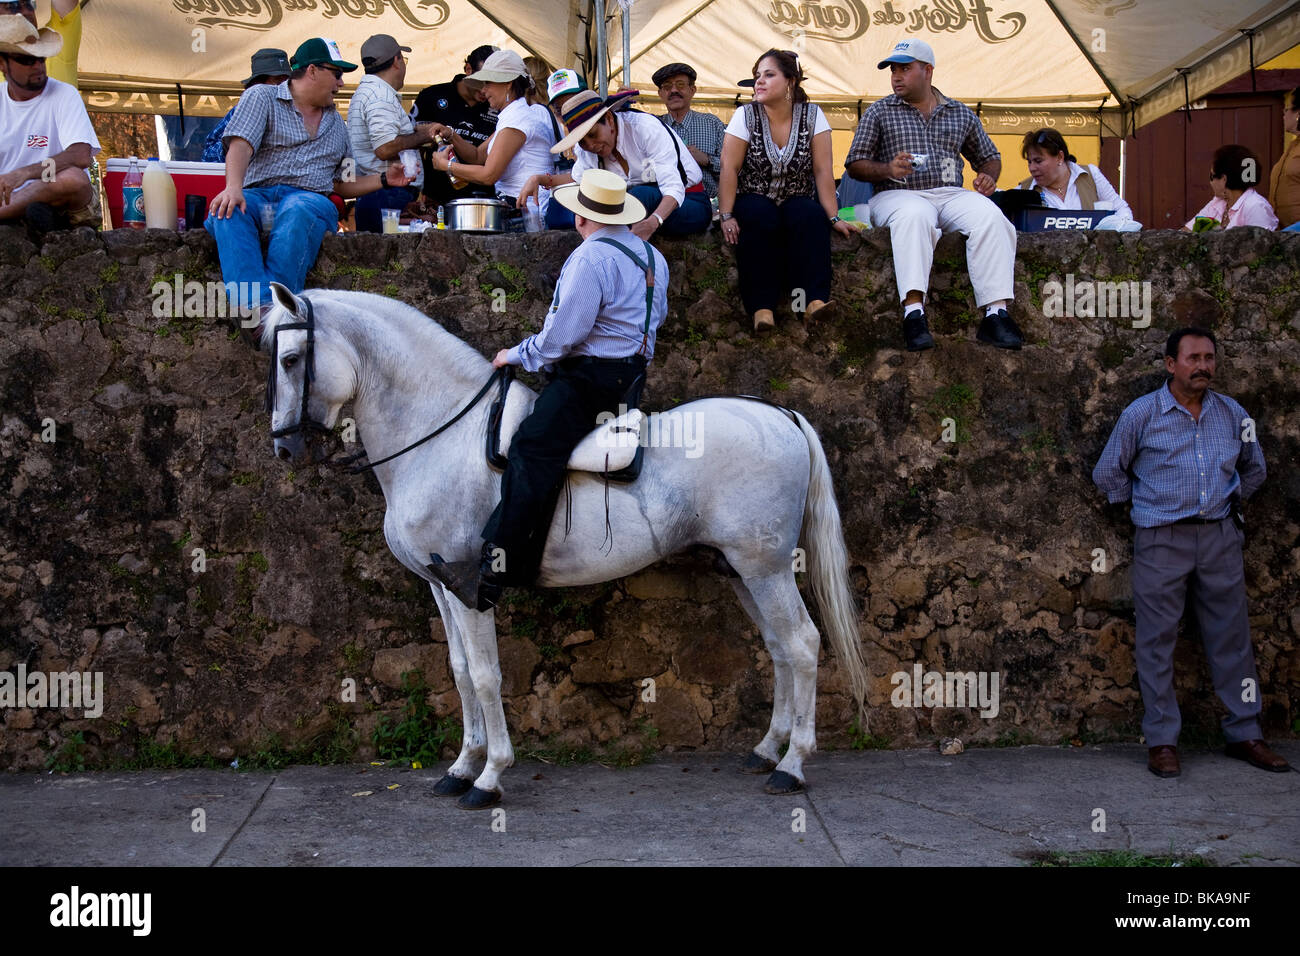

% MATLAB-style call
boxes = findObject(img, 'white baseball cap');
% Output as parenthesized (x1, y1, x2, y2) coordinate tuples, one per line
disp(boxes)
(877, 38, 936, 69)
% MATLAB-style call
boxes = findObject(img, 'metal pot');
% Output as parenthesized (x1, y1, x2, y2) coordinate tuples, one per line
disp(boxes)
(444, 198, 510, 233)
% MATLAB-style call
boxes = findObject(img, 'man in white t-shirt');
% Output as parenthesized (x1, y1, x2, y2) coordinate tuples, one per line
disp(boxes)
(0, 14, 99, 233)
(347, 33, 434, 232)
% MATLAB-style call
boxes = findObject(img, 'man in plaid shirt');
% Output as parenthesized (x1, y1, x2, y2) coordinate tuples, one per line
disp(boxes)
(653, 61, 724, 198)
(846, 39, 1020, 353)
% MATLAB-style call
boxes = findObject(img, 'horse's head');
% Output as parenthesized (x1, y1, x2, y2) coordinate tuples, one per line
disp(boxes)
(264, 283, 358, 465)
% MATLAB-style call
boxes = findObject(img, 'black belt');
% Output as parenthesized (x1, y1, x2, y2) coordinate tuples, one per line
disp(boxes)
(1171, 515, 1228, 525)
(558, 354, 647, 370)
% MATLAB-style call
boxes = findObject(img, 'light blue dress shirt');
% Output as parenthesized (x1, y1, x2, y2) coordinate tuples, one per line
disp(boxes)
(1093, 383, 1266, 528)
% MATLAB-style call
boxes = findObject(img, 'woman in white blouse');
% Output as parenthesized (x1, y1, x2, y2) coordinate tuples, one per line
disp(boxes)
(517, 89, 712, 238)
(717, 49, 854, 331)
(1020, 128, 1133, 220)
(427, 50, 554, 213)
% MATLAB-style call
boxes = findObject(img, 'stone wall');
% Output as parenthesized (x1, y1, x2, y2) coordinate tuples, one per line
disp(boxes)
(1, 224, 1298, 770)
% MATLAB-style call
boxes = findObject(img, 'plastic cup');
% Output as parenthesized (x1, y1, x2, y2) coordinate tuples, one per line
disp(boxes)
(381, 209, 401, 234)
(853, 203, 871, 225)
(399, 149, 420, 180)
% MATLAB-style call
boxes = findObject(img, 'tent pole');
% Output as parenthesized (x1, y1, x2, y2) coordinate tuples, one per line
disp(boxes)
(595, 0, 607, 97)
(1119, 137, 1126, 201)
(622, 5, 631, 91)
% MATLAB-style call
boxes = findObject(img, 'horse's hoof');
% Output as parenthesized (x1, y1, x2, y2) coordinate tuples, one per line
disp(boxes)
(457, 786, 502, 810)
(764, 770, 805, 795)
(740, 751, 778, 774)
(432, 773, 474, 796)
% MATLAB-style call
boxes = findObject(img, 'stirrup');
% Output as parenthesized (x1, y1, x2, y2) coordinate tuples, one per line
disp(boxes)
(427, 553, 485, 610)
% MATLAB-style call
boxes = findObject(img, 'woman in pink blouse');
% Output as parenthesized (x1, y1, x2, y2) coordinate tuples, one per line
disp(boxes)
(1184, 144, 1278, 231)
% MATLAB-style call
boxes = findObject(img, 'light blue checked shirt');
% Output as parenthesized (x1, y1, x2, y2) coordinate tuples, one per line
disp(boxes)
(507, 225, 668, 373)
(224, 81, 353, 194)
(1092, 383, 1266, 528)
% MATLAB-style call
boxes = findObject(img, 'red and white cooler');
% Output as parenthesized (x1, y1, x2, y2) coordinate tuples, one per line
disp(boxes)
(103, 159, 226, 229)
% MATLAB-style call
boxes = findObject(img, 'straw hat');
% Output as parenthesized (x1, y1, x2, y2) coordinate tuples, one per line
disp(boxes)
(0, 14, 63, 58)
(550, 168, 646, 226)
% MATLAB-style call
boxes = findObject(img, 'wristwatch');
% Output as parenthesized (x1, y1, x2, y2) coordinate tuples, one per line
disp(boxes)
(380, 170, 389, 188)
(719, 212, 734, 221)
(652, 212, 665, 226)
(829, 215, 842, 224)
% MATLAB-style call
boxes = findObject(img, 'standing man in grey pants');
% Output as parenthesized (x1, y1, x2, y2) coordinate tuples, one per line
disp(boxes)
(1093, 327, 1290, 777)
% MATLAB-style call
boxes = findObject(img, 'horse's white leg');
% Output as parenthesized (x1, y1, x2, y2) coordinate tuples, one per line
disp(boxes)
(740, 572, 820, 794)
(440, 602, 514, 809)
(428, 584, 485, 795)
(731, 577, 793, 773)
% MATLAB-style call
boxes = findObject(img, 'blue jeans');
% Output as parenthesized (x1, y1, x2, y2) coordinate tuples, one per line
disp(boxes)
(355, 185, 419, 233)
(204, 185, 339, 308)
(1283, 220, 1300, 232)
(545, 184, 711, 235)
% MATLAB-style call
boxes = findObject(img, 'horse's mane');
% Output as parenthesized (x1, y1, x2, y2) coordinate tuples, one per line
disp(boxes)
(262, 289, 487, 373)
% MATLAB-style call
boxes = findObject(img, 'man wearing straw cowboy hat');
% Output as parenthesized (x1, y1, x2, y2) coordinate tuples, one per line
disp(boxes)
(0, 12, 100, 233)
(428, 168, 669, 612)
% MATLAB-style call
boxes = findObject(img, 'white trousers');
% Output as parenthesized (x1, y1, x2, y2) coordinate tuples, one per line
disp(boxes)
(869, 187, 1016, 307)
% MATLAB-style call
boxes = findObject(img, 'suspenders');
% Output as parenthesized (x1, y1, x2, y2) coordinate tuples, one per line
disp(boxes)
(595, 237, 656, 358)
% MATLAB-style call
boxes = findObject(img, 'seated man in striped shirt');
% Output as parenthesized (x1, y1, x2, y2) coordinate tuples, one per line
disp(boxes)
(1093, 327, 1288, 778)
(428, 169, 668, 612)
(205, 37, 412, 344)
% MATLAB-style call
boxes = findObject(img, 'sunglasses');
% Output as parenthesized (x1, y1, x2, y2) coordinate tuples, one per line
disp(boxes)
(5, 52, 45, 66)
(315, 64, 343, 80)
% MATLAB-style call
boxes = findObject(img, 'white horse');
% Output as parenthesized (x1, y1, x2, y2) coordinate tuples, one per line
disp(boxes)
(262, 282, 868, 809)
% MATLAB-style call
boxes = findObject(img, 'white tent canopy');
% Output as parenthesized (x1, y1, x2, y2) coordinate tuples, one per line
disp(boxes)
(78, 0, 1300, 133)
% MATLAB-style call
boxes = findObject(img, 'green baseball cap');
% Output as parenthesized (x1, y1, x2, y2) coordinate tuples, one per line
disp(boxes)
(290, 37, 357, 72)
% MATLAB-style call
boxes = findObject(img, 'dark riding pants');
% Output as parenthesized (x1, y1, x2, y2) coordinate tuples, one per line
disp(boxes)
(482, 357, 645, 585)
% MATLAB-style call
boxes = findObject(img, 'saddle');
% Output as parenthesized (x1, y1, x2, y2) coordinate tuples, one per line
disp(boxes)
(485, 370, 648, 483)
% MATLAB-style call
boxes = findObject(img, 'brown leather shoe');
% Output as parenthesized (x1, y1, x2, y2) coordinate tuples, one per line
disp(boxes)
(1148, 745, 1180, 777)
(1224, 739, 1292, 772)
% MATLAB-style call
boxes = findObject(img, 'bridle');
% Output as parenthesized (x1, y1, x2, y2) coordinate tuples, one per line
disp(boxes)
(265, 296, 511, 474)
(265, 296, 334, 445)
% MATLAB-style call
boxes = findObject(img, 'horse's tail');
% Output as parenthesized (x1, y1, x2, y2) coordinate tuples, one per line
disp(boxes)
(793, 411, 869, 729)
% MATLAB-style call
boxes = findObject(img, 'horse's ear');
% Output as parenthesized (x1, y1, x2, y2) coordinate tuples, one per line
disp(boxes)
(270, 282, 300, 317)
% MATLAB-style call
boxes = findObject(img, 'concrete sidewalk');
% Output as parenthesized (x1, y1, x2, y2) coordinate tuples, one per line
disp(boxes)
(1, 744, 1296, 866)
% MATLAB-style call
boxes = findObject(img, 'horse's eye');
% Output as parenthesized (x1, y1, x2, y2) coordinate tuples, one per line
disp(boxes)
(282, 354, 299, 370)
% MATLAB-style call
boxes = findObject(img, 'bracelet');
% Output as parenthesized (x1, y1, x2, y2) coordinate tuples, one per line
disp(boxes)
(652, 212, 664, 226)
(380, 170, 389, 188)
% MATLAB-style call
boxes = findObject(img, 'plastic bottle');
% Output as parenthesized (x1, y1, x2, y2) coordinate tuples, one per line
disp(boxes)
(122, 157, 145, 229)
(142, 158, 178, 230)
(524, 196, 542, 233)
(435, 206, 445, 229)
(261, 203, 275, 233)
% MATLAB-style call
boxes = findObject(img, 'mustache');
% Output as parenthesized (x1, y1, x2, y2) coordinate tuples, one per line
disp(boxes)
(1192, 371, 1213, 378)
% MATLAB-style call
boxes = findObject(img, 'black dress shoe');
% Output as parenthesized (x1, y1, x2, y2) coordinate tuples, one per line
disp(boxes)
(976, 309, 1023, 350)
(902, 311, 935, 351)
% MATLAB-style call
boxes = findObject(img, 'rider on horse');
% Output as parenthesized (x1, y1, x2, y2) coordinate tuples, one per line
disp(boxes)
(428, 168, 670, 611)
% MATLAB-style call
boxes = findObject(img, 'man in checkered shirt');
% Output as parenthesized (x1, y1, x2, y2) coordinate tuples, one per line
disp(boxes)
(205, 37, 412, 346)
(347, 33, 435, 232)
(845, 38, 1021, 353)
(653, 61, 724, 198)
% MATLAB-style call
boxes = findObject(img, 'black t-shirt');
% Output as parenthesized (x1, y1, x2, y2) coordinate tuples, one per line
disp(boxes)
(412, 75, 499, 204)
